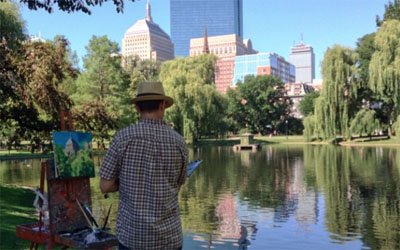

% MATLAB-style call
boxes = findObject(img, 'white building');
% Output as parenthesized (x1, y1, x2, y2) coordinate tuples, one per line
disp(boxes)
(289, 42, 315, 83)
(122, 2, 174, 63)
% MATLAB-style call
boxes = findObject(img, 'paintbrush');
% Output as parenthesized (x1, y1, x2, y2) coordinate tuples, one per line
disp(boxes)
(102, 204, 112, 230)
(76, 199, 93, 229)
(82, 202, 99, 228)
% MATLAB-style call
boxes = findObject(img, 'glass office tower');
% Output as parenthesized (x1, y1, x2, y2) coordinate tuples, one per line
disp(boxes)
(171, 0, 243, 57)
(289, 43, 315, 83)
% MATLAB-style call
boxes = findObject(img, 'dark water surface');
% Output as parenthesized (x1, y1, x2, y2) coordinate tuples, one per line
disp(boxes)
(1, 145, 399, 250)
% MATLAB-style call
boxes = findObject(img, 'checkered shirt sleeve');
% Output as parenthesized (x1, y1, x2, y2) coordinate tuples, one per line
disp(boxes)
(177, 144, 188, 187)
(98, 133, 121, 180)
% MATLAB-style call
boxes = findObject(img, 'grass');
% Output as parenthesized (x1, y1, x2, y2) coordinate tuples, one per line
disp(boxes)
(194, 137, 240, 146)
(0, 185, 38, 250)
(196, 135, 399, 146)
(0, 150, 52, 160)
(340, 136, 400, 145)
(255, 135, 310, 144)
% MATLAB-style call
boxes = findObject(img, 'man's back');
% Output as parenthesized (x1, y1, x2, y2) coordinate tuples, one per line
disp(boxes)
(99, 118, 188, 249)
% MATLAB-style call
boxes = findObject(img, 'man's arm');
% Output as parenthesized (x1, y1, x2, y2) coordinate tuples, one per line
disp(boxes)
(98, 133, 121, 193)
(100, 178, 119, 193)
(177, 144, 189, 192)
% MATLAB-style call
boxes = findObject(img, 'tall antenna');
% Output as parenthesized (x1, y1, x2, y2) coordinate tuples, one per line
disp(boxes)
(146, 0, 152, 22)
(300, 33, 304, 45)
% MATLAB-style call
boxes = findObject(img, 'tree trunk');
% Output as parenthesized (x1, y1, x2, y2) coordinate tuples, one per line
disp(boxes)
(387, 106, 392, 137)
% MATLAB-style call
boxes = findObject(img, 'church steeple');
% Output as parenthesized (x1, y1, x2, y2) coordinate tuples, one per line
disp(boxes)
(202, 26, 209, 54)
(146, 0, 153, 22)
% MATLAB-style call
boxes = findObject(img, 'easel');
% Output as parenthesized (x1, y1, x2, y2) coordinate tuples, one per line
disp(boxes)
(16, 111, 118, 249)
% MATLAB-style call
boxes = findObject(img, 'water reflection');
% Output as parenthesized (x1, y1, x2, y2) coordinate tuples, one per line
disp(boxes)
(1, 145, 399, 249)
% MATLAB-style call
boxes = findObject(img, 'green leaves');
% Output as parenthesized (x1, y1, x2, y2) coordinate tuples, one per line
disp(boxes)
(369, 20, 400, 136)
(299, 90, 320, 117)
(160, 54, 227, 143)
(71, 35, 134, 145)
(312, 45, 358, 140)
(226, 75, 289, 135)
(350, 108, 381, 137)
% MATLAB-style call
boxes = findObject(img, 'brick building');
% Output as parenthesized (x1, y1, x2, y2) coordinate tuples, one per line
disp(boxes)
(190, 33, 256, 93)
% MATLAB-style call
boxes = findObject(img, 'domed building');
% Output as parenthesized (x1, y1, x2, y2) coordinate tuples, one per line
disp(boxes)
(122, 1, 174, 64)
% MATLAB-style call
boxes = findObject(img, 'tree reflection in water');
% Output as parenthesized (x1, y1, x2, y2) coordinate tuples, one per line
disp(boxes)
(1, 145, 399, 249)
(179, 145, 399, 249)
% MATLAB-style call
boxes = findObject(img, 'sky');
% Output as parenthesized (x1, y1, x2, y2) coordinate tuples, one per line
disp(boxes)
(20, 0, 387, 79)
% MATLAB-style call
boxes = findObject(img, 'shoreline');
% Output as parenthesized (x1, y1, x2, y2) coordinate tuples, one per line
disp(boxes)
(1, 138, 398, 160)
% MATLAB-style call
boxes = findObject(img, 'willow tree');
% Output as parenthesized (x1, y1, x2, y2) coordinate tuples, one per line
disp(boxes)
(315, 45, 358, 140)
(350, 109, 381, 139)
(369, 20, 400, 137)
(393, 115, 400, 140)
(160, 54, 227, 143)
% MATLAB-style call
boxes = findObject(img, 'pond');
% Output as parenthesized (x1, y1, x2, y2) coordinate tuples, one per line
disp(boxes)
(1, 145, 399, 249)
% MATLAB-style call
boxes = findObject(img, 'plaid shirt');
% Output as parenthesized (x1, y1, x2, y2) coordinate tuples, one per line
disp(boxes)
(99, 118, 188, 249)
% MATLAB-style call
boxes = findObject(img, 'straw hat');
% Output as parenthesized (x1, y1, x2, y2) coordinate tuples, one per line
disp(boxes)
(131, 81, 174, 108)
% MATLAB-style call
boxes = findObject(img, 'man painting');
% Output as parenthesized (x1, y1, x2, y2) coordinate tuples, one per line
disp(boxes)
(99, 81, 188, 250)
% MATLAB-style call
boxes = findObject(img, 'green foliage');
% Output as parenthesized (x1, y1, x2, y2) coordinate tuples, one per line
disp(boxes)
(124, 55, 160, 88)
(54, 144, 94, 177)
(73, 101, 117, 150)
(54, 145, 72, 176)
(16, 39, 75, 118)
(18, 0, 137, 14)
(71, 149, 94, 177)
(72, 36, 133, 145)
(284, 117, 304, 135)
(12, 38, 76, 149)
(393, 115, 400, 139)
(315, 45, 358, 140)
(1, 20, 77, 151)
(356, 33, 376, 87)
(376, 0, 400, 26)
(160, 54, 228, 143)
(0, 1, 25, 50)
(299, 90, 320, 117)
(369, 20, 400, 136)
(226, 75, 290, 135)
(302, 115, 316, 141)
(350, 108, 381, 137)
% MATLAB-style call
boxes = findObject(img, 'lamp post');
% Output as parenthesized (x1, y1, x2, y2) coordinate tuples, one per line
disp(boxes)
(285, 120, 288, 140)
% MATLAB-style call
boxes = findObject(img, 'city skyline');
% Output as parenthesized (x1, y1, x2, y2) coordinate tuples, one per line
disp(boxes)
(20, 0, 387, 79)
(171, 0, 243, 57)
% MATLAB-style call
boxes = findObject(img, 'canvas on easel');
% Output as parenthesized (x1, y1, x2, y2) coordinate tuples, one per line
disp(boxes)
(53, 131, 95, 178)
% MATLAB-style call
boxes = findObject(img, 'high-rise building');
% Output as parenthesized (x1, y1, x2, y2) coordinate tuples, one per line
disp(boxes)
(289, 42, 315, 83)
(190, 33, 256, 93)
(171, 0, 243, 57)
(233, 53, 295, 85)
(122, 2, 174, 64)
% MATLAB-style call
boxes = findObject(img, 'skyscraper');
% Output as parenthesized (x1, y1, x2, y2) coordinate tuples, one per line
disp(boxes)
(122, 2, 174, 64)
(289, 42, 315, 83)
(171, 0, 243, 57)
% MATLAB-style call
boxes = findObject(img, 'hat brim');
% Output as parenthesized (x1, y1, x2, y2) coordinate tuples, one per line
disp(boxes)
(131, 95, 174, 108)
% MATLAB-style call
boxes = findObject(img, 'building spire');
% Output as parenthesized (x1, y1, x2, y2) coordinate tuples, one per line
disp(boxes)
(146, 0, 152, 22)
(202, 26, 209, 54)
